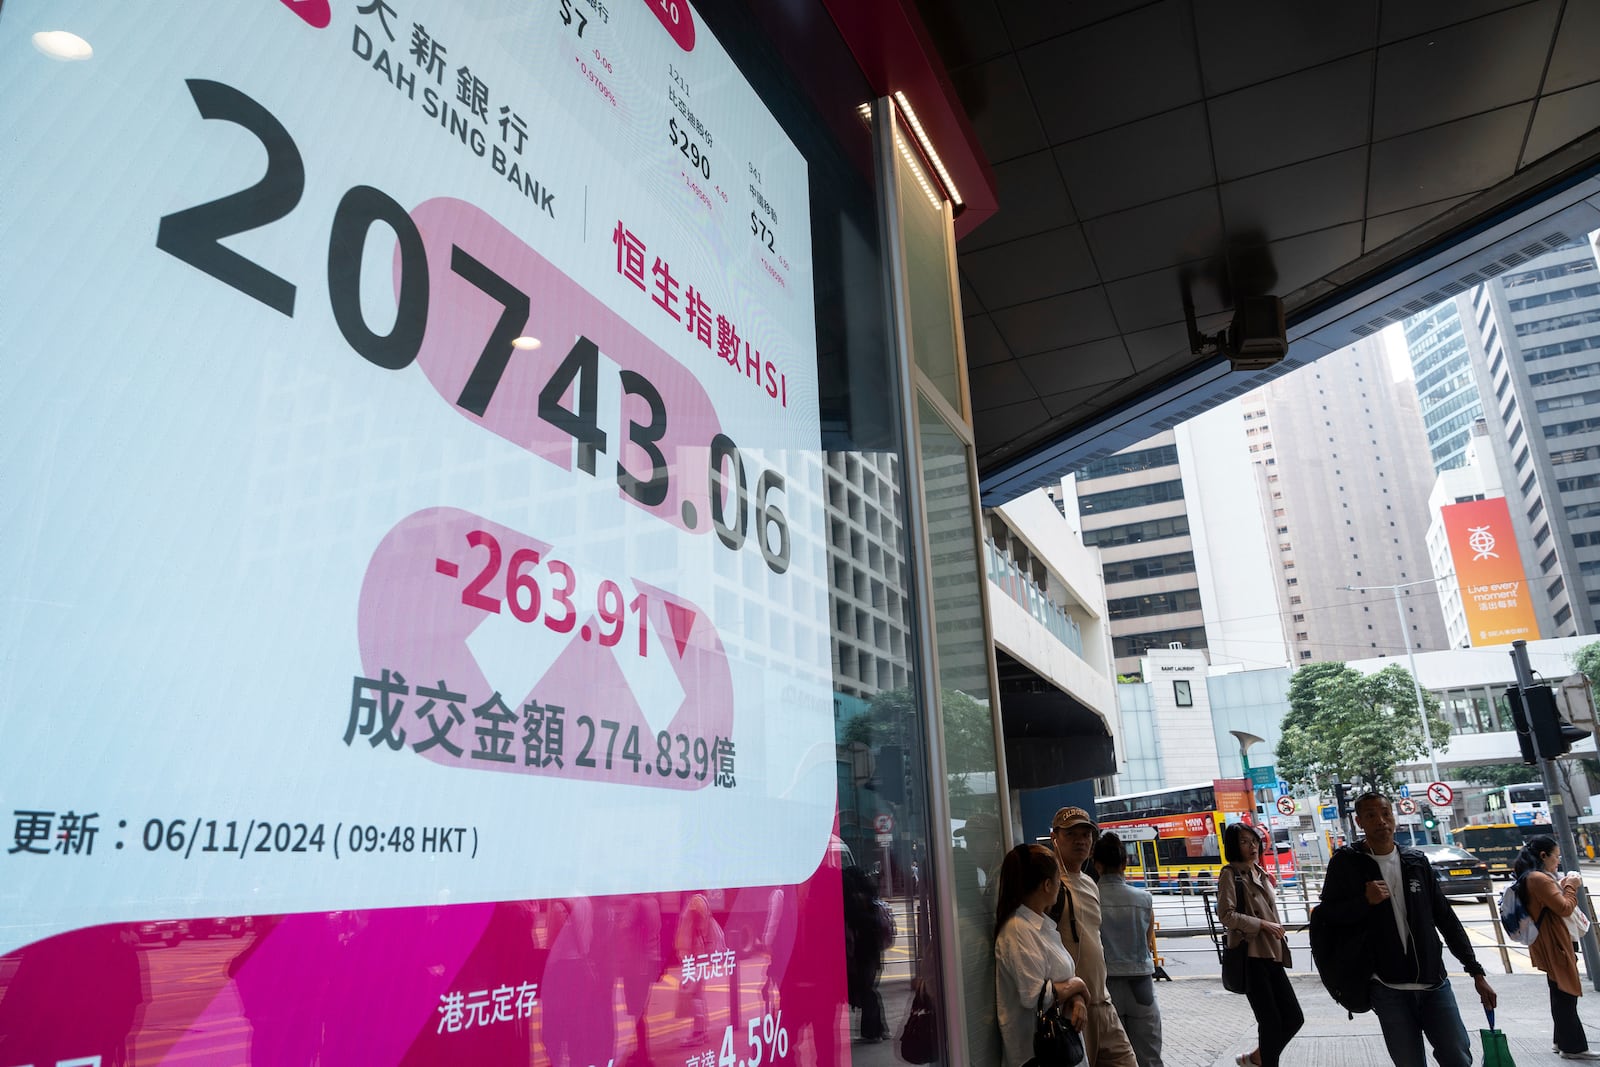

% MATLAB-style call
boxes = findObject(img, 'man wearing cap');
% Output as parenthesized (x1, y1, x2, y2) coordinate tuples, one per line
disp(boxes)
(1049, 807, 1139, 1067)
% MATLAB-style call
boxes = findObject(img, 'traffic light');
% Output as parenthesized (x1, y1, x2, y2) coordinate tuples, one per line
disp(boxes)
(1421, 805, 1437, 831)
(1525, 684, 1591, 757)
(1504, 687, 1539, 764)
(1335, 782, 1354, 816)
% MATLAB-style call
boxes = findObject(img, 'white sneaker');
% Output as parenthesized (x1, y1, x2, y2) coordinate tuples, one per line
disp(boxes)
(1559, 1051, 1600, 1060)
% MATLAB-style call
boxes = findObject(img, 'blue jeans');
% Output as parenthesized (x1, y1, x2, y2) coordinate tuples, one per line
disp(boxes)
(1368, 980, 1472, 1067)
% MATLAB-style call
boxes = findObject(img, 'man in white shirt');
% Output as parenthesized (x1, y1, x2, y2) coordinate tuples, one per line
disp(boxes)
(1049, 807, 1138, 1067)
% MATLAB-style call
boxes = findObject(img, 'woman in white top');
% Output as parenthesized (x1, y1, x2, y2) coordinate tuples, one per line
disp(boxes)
(994, 843, 1089, 1067)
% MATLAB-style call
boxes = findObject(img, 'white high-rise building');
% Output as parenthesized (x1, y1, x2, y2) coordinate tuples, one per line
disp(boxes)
(1466, 236, 1600, 635)
(1402, 234, 1600, 637)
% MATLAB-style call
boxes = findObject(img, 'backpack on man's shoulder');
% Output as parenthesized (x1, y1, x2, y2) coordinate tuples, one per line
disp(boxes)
(1308, 901, 1372, 1015)
(1498, 875, 1541, 946)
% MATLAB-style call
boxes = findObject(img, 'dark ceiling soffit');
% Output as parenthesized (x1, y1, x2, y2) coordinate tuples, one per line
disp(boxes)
(819, 0, 997, 238)
(979, 156, 1600, 507)
(1005, 737, 1116, 791)
(998, 689, 1116, 790)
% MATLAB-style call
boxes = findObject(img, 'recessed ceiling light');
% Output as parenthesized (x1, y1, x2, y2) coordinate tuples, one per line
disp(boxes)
(511, 336, 541, 350)
(32, 30, 93, 61)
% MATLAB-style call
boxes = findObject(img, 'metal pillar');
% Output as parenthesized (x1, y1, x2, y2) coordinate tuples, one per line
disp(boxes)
(1511, 639, 1600, 990)
(872, 94, 969, 1062)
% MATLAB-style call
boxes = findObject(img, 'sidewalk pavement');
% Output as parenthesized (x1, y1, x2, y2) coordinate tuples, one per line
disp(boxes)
(1158, 967, 1599, 1067)
(857, 943, 1600, 1066)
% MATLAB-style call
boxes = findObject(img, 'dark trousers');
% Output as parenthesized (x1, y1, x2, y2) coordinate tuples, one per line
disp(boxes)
(1551, 979, 1588, 1053)
(1368, 980, 1471, 1067)
(1242, 958, 1303, 1067)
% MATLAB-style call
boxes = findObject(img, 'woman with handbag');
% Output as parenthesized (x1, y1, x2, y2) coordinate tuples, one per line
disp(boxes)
(1216, 824, 1303, 1067)
(1513, 834, 1599, 1059)
(995, 843, 1090, 1067)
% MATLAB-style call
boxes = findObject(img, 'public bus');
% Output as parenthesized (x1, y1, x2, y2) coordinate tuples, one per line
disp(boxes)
(1478, 782, 1550, 827)
(1456, 821, 1553, 878)
(1096, 782, 1298, 891)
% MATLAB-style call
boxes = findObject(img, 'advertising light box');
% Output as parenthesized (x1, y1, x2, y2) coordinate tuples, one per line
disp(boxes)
(1, 2, 851, 1062)
(1441, 497, 1540, 647)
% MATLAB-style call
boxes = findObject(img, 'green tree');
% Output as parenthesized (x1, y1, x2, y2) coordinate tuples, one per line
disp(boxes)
(1573, 640, 1600, 688)
(1460, 762, 1538, 788)
(840, 714, 875, 747)
(865, 686, 996, 795)
(1276, 662, 1451, 792)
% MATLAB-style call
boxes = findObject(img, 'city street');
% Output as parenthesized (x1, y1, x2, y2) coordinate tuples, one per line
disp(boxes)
(1147, 884, 1547, 980)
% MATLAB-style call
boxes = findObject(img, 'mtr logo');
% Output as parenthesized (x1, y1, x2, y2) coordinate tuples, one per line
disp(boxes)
(278, 0, 332, 28)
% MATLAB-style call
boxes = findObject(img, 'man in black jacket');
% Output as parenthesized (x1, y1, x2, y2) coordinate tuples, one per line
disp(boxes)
(1319, 793, 1497, 1067)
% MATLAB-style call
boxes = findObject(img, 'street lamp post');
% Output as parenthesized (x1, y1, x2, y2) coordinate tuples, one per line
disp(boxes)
(1230, 728, 1266, 826)
(1344, 579, 1448, 841)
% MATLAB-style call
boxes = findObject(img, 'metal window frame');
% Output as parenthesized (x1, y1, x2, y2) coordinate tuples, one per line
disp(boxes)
(871, 93, 1015, 1065)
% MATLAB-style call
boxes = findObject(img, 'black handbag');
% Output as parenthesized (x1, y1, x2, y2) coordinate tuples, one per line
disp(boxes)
(1220, 869, 1250, 994)
(1027, 979, 1086, 1066)
(899, 979, 938, 1064)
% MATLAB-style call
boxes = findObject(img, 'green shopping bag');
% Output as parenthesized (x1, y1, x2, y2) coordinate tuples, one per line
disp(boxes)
(1480, 1009, 1515, 1067)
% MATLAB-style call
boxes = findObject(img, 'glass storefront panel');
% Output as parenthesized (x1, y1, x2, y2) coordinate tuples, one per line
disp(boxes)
(920, 403, 1001, 1067)
(895, 133, 963, 417)
(0, 2, 952, 1064)
(879, 93, 1002, 1067)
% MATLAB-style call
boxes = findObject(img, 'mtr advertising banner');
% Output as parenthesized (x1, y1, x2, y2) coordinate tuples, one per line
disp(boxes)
(1, 2, 852, 1063)
(1441, 498, 1541, 647)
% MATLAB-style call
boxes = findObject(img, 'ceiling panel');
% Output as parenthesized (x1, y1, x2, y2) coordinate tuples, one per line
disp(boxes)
(974, 397, 1050, 445)
(1218, 147, 1370, 241)
(963, 313, 1013, 369)
(1252, 223, 1366, 296)
(1207, 54, 1373, 182)
(969, 360, 1039, 409)
(1192, 2, 1377, 96)
(1371, 0, 1556, 140)
(1080, 188, 1224, 281)
(1019, 338, 1133, 395)
(1122, 322, 1198, 372)
(958, 150, 1076, 252)
(1102, 263, 1220, 334)
(991, 288, 1119, 357)
(1042, 385, 1114, 418)
(904, 0, 1600, 491)
(1367, 104, 1532, 215)
(959, 270, 985, 315)
(1525, 81, 1600, 164)
(1546, 2, 1600, 95)
(994, 0, 1156, 51)
(961, 224, 1098, 309)
(1378, 0, 1531, 44)
(912, 0, 1011, 72)
(1052, 104, 1215, 220)
(1362, 195, 1474, 252)
(949, 55, 1050, 163)
(1018, 0, 1202, 144)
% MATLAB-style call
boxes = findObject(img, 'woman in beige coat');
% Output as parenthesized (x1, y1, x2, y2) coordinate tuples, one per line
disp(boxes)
(1216, 823, 1303, 1067)
(1514, 834, 1598, 1059)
